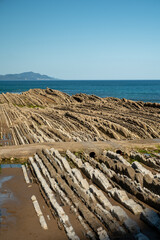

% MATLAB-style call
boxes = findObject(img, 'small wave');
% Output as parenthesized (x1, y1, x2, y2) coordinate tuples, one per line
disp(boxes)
(11, 92, 22, 94)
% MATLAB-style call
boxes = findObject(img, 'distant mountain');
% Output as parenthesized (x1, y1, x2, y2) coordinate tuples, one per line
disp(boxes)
(0, 71, 58, 80)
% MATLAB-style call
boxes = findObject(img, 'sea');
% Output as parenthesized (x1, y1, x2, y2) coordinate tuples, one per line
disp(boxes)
(0, 80, 160, 103)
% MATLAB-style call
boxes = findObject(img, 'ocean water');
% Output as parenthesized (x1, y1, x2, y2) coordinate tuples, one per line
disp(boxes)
(0, 80, 160, 103)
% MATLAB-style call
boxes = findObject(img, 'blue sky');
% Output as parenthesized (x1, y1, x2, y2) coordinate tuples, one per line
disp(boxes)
(0, 0, 160, 80)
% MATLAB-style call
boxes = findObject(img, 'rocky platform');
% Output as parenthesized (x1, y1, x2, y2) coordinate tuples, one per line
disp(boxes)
(0, 88, 160, 239)
(27, 148, 160, 240)
(0, 88, 160, 146)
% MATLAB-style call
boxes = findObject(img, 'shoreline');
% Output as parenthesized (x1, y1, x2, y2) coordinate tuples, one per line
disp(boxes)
(0, 86, 160, 103)
(0, 80, 160, 103)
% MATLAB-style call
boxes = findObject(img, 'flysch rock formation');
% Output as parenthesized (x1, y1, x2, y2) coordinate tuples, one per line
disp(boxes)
(1, 88, 160, 239)
(27, 148, 160, 240)
(0, 88, 160, 146)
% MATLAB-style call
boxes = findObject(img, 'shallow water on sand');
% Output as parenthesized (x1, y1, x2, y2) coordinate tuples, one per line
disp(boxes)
(1, 164, 22, 169)
(0, 176, 13, 188)
(0, 175, 16, 227)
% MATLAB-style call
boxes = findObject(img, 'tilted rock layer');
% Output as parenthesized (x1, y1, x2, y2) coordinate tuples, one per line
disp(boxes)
(0, 88, 160, 146)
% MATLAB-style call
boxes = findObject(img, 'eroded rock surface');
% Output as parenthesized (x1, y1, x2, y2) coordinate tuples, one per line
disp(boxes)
(1, 88, 160, 146)
(26, 148, 160, 240)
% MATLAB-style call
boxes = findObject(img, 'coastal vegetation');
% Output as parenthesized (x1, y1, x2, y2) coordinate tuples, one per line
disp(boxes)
(13, 103, 44, 109)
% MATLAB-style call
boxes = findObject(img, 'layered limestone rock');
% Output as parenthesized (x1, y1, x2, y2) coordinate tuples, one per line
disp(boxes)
(140, 208, 160, 232)
(132, 161, 153, 178)
(26, 148, 160, 239)
(105, 151, 131, 167)
(29, 156, 80, 240)
(1, 88, 160, 146)
(109, 188, 143, 215)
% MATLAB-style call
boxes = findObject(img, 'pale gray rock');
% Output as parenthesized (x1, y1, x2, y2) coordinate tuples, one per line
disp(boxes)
(89, 185, 112, 210)
(140, 208, 160, 232)
(66, 150, 83, 168)
(132, 161, 153, 178)
(22, 165, 30, 184)
(31, 195, 48, 230)
(106, 150, 131, 166)
(101, 163, 115, 178)
(110, 206, 128, 222)
(109, 188, 143, 215)
(92, 169, 112, 191)
(51, 148, 72, 174)
(124, 218, 140, 234)
(135, 173, 144, 186)
(82, 162, 94, 179)
(97, 227, 110, 240)
(29, 157, 80, 240)
(123, 199, 143, 215)
(72, 168, 89, 190)
(113, 189, 129, 202)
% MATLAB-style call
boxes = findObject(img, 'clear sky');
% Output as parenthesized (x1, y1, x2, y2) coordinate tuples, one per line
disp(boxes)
(0, 0, 160, 80)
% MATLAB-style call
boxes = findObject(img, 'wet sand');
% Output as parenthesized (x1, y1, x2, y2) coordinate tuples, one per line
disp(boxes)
(0, 167, 68, 240)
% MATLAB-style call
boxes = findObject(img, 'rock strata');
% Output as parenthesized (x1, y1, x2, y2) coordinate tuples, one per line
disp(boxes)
(1, 88, 160, 146)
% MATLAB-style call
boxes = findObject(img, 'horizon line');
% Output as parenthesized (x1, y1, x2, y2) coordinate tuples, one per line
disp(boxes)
(0, 79, 160, 81)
